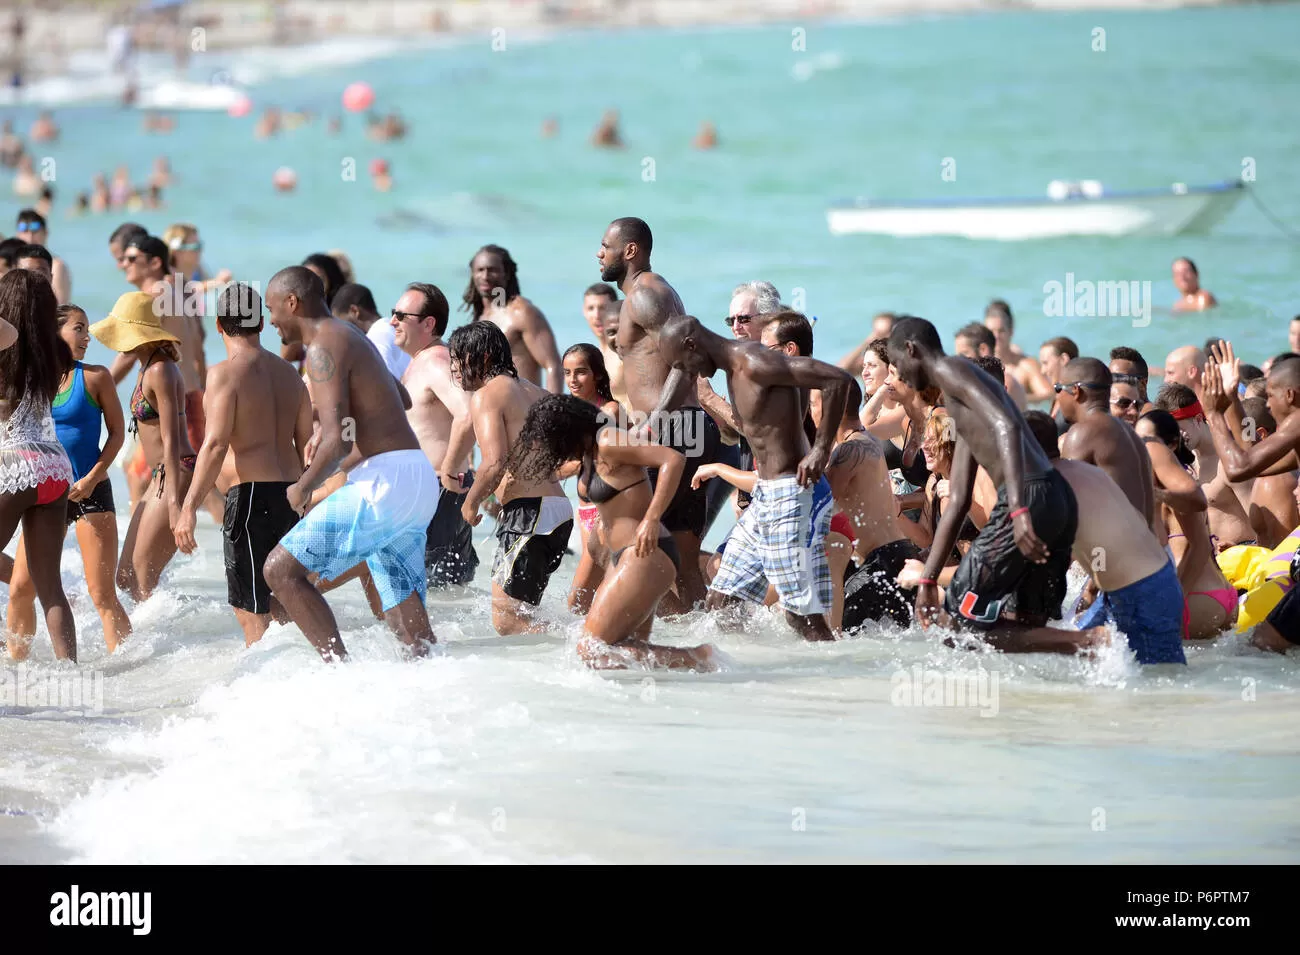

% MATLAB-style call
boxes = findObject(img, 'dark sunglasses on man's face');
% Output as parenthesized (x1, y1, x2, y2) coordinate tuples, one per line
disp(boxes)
(724, 314, 754, 328)
(119, 253, 139, 265)
(1111, 372, 1143, 385)
(1054, 381, 1108, 393)
(1111, 396, 1138, 410)
(391, 309, 424, 322)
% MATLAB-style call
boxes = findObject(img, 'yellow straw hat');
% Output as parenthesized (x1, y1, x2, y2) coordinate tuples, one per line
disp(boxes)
(90, 291, 181, 353)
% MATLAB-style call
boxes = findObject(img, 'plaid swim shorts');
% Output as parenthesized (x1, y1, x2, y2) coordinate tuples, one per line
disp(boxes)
(280, 449, 439, 611)
(709, 474, 833, 616)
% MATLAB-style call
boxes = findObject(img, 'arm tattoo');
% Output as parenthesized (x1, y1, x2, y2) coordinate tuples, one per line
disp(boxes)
(306, 344, 336, 382)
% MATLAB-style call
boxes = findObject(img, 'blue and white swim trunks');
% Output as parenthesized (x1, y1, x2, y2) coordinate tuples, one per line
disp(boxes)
(709, 474, 833, 616)
(280, 449, 439, 611)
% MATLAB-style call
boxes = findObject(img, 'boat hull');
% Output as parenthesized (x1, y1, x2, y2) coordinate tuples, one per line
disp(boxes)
(827, 183, 1245, 240)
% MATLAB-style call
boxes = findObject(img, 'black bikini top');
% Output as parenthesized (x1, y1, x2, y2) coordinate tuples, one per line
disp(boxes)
(578, 455, 646, 505)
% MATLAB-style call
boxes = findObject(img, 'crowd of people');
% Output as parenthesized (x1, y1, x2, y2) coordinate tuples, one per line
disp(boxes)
(0, 211, 1298, 671)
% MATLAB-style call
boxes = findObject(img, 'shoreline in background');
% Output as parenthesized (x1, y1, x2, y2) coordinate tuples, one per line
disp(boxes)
(2, 0, 1242, 79)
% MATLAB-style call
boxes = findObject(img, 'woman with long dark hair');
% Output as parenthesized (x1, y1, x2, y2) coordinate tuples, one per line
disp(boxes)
(8, 305, 132, 658)
(92, 290, 196, 602)
(562, 342, 623, 613)
(0, 269, 77, 660)
(1137, 409, 1236, 637)
(508, 395, 715, 671)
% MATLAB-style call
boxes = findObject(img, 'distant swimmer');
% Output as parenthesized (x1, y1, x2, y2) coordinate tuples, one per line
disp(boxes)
(656, 312, 852, 642)
(11, 153, 40, 197)
(887, 316, 1099, 654)
(262, 266, 440, 662)
(392, 282, 479, 588)
(692, 120, 718, 150)
(510, 395, 717, 671)
(175, 284, 313, 647)
(29, 110, 57, 143)
(460, 243, 563, 392)
(449, 321, 573, 635)
(255, 107, 281, 139)
(590, 109, 623, 148)
(369, 157, 392, 192)
(540, 116, 558, 138)
(1171, 257, 1217, 312)
(0, 120, 22, 167)
(599, 216, 723, 611)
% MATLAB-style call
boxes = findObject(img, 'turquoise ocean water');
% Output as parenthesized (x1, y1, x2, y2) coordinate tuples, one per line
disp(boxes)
(0, 5, 1297, 864)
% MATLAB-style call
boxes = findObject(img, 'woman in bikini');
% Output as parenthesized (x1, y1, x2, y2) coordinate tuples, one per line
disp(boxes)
(91, 290, 196, 602)
(508, 394, 715, 671)
(1137, 409, 1238, 638)
(561, 343, 623, 614)
(8, 305, 132, 658)
(0, 270, 78, 660)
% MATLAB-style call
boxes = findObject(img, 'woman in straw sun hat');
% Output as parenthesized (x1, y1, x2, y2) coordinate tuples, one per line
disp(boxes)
(0, 269, 78, 660)
(92, 290, 196, 603)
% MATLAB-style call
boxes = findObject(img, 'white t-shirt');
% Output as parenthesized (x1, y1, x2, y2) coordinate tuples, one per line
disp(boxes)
(367, 319, 411, 380)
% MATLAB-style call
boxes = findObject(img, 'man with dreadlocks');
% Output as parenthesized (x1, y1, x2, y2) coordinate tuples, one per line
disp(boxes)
(451, 321, 574, 635)
(461, 244, 563, 394)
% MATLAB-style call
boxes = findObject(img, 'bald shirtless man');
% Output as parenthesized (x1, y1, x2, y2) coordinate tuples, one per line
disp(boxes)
(461, 243, 562, 392)
(261, 266, 440, 661)
(174, 283, 312, 646)
(828, 378, 924, 631)
(451, 321, 573, 635)
(1056, 357, 1155, 528)
(393, 281, 478, 587)
(1024, 411, 1185, 665)
(657, 314, 851, 642)
(1163, 345, 1205, 393)
(598, 216, 723, 610)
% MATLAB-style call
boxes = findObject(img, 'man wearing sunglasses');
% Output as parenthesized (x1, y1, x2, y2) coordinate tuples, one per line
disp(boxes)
(13, 208, 70, 304)
(1057, 358, 1156, 532)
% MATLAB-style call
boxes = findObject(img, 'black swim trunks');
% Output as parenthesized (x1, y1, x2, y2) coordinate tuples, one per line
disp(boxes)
(645, 407, 723, 538)
(224, 480, 300, 614)
(611, 532, 681, 573)
(842, 537, 924, 631)
(425, 469, 479, 587)
(492, 495, 574, 606)
(944, 468, 1078, 629)
(65, 478, 115, 527)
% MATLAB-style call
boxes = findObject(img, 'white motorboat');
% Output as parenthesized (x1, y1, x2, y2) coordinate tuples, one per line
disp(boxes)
(826, 180, 1246, 240)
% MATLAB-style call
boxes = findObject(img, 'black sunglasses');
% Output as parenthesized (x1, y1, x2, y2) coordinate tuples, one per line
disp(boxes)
(1110, 396, 1138, 410)
(391, 308, 425, 322)
(724, 314, 754, 328)
(1054, 381, 1109, 393)
(1111, 372, 1143, 385)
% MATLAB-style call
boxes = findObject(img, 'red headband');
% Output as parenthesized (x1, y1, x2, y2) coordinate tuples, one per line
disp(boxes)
(1170, 400, 1205, 421)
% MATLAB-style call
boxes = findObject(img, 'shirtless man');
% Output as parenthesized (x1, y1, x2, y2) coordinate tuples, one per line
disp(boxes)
(828, 377, 924, 631)
(460, 244, 562, 392)
(261, 266, 440, 661)
(1056, 358, 1155, 528)
(656, 314, 852, 642)
(582, 282, 627, 406)
(888, 316, 1099, 653)
(393, 282, 477, 587)
(449, 321, 571, 634)
(174, 284, 312, 646)
(1024, 412, 1185, 665)
(1154, 382, 1254, 548)
(108, 222, 147, 269)
(954, 322, 1029, 409)
(598, 216, 723, 610)
(14, 209, 70, 303)
(1163, 345, 1205, 394)
(1109, 346, 1155, 414)
(984, 300, 1053, 403)
(1171, 257, 1217, 312)
(1238, 397, 1299, 549)
(597, 299, 629, 408)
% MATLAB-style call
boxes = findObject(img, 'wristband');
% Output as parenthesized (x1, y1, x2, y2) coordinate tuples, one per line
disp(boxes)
(1009, 506, 1029, 519)
(917, 578, 937, 586)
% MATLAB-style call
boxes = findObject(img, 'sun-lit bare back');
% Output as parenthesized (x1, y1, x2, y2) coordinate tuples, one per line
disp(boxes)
(214, 347, 310, 493)
(473, 373, 562, 503)
(1053, 458, 1167, 592)
(826, 431, 906, 556)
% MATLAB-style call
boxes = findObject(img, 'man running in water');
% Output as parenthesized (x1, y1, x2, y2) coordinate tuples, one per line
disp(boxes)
(598, 216, 723, 610)
(656, 313, 852, 641)
(393, 281, 478, 587)
(889, 316, 1093, 653)
(460, 244, 563, 392)
(261, 266, 439, 661)
(174, 283, 313, 646)
(451, 321, 572, 635)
